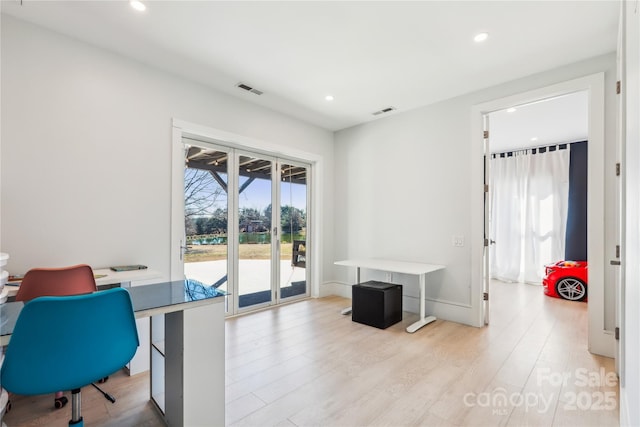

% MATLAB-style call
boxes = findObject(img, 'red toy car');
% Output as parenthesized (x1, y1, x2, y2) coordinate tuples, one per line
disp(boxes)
(542, 260, 588, 301)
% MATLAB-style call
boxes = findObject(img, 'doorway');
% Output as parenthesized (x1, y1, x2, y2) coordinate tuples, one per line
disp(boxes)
(472, 73, 615, 358)
(487, 92, 588, 291)
(172, 132, 311, 316)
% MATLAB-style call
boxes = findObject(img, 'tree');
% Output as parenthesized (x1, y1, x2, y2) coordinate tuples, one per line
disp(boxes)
(184, 168, 227, 235)
(263, 204, 272, 229)
(239, 207, 266, 231)
(262, 204, 306, 234)
(194, 217, 209, 235)
(185, 216, 197, 236)
(208, 208, 228, 232)
(184, 168, 226, 218)
(281, 205, 305, 233)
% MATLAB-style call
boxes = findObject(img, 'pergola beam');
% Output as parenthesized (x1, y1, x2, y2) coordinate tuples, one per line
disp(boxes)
(187, 159, 307, 185)
(207, 170, 228, 193)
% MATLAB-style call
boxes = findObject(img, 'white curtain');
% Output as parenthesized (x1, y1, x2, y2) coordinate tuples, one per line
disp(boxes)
(490, 147, 570, 284)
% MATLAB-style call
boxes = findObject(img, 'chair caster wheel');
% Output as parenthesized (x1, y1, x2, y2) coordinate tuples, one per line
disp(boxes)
(54, 396, 68, 409)
(98, 376, 109, 384)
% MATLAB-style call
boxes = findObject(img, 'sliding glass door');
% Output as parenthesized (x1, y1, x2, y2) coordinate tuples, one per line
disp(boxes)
(179, 138, 310, 315)
(182, 142, 231, 313)
(278, 161, 309, 302)
(237, 153, 275, 311)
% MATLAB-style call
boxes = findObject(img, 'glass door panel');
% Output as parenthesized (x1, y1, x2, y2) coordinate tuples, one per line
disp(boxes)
(238, 154, 273, 310)
(183, 145, 230, 314)
(178, 141, 312, 316)
(279, 162, 308, 301)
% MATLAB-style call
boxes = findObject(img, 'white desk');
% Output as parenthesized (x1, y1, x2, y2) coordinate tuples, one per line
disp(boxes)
(0, 280, 225, 427)
(335, 259, 445, 333)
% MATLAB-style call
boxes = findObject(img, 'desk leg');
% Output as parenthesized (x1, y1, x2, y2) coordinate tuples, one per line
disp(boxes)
(341, 267, 360, 315)
(406, 273, 436, 333)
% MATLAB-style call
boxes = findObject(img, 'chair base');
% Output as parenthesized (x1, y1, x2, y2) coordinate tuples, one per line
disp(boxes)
(70, 388, 82, 426)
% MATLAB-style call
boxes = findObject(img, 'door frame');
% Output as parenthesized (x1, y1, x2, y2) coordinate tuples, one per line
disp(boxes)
(482, 113, 491, 326)
(614, 0, 626, 379)
(470, 73, 614, 357)
(170, 119, 322, 308)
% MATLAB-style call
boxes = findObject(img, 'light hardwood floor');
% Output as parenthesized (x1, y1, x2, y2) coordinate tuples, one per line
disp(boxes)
(2, 281, 619, 426)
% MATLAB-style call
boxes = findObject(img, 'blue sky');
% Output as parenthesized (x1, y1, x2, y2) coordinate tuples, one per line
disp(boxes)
(239, 177, 307, 212)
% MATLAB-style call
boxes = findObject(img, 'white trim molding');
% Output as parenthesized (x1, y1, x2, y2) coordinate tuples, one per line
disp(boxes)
(471, 74, 613, 358)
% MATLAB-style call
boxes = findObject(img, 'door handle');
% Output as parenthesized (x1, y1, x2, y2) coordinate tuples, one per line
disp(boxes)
(610, 260, 621, 266)
(179, 240, 192, 261)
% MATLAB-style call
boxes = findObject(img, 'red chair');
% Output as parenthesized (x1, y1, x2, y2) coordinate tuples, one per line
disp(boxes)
(15, 264, 97, 302)
(14, 264, 98, 409)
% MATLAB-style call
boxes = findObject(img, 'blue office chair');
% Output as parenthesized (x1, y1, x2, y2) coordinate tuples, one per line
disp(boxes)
(15, 263, 100, 409)
(1, 288, 139, 426)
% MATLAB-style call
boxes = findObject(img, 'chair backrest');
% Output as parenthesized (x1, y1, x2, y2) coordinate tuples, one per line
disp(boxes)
(1, 288, 139, 395)
(15, 264, 97, 302)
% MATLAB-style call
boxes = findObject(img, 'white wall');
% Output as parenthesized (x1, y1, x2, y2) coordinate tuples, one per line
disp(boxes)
(334, 53, 617, 328)
(621, 2, 640, 426)
(0, 15, 334, 287)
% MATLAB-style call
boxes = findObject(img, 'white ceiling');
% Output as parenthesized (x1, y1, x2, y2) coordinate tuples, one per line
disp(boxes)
(1, 1, 618, 133)
(490, 91, 589, 153)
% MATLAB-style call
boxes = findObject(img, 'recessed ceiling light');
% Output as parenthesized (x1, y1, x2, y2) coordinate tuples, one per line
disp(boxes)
(531, 137, 538, 142)
(507, 107, 517, 113)
(474, 32, 489, 43)
(325, 95, 334, 101)
(130, 0, 146, 12)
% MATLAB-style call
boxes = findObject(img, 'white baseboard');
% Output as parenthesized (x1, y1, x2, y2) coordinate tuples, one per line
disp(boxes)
(320, 282, 477, 327)
(402, 295, 477, 327)
(319, 281, 351, 298)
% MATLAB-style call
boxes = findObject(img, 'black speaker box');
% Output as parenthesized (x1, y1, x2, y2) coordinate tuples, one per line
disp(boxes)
(352, 281, 402, 329)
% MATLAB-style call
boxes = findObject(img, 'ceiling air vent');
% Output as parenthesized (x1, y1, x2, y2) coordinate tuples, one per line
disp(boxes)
(372, 106, 396, 116)
(236, 82, 263, 96)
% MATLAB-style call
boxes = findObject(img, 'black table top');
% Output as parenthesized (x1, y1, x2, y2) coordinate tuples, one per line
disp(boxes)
(1, 279, 226, 341)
